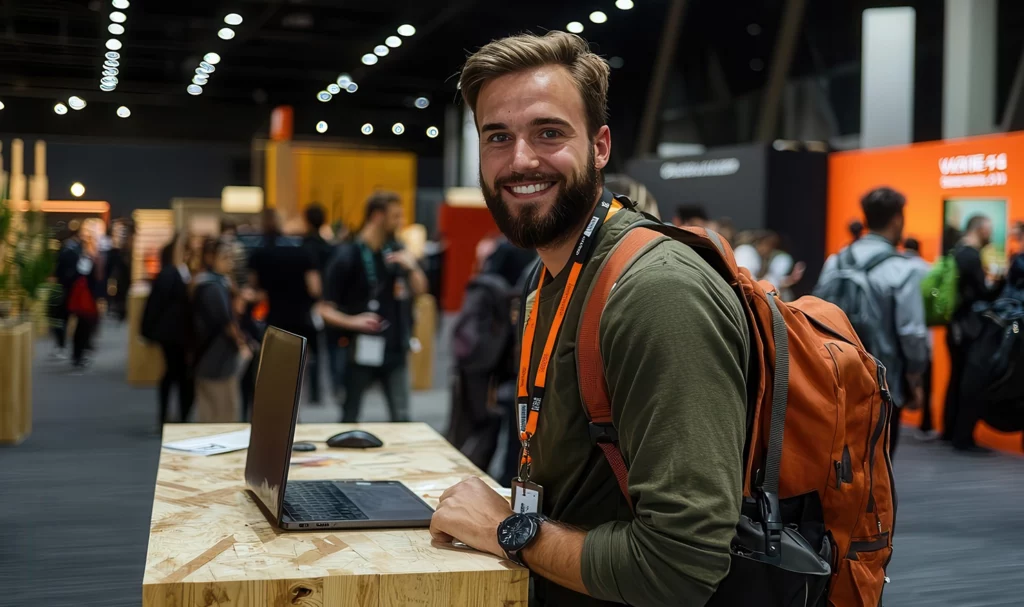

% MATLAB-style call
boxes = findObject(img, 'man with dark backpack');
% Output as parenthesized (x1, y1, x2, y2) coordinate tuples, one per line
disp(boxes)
(431, 31, 896, 607)
(815, 187, 929, 457)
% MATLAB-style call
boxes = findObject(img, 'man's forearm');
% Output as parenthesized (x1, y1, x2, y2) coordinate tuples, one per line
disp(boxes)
(408, 267, 428, 297)
(317, 303, 355, 331)
(520, 520, 588, 596)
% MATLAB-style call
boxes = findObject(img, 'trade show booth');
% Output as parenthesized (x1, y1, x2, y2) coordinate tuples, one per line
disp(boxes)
(627, 143, 829, 291)
(828, 131, 1024, 454)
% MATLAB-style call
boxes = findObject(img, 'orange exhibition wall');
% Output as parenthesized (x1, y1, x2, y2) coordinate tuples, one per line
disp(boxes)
(827, 132, 1024, 454)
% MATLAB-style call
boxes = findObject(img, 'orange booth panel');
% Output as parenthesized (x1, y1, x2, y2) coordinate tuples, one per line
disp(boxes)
(438, 204, 499, 312)
(827, 132, 1024, 454)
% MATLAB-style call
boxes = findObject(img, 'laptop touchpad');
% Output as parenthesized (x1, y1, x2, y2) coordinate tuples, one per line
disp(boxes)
(342, 483, 433, 518)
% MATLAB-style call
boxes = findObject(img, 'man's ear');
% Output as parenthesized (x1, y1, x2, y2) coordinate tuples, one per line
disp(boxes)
(593, 125, 611, 171)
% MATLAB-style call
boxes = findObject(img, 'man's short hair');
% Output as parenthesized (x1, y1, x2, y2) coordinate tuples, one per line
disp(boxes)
(220, 218, 237, 234)
(861, 187, 905, 232)
(903, 237, 920, 253)
(459, 31, 610, 138)
(364, 191, 401, 221)
(305, 203, 326, 230)
(965, 214, 990, 233)
(675, 204, 708, 224)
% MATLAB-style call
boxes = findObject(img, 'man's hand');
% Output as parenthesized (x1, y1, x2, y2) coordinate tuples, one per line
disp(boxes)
(347, 312, 382, 334)
(386, 250, 420, 272)
(430, 477, 512, 558)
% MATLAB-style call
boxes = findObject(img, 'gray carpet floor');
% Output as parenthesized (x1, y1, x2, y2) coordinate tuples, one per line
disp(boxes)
(0, 322, 1021, 606)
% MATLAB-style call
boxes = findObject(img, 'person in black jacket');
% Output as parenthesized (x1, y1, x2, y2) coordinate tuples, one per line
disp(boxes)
(944, 215, 1005, 453)
(143, 235, 194, 426)
(51, 223, 83, 358)
(302, 203, 334, 404)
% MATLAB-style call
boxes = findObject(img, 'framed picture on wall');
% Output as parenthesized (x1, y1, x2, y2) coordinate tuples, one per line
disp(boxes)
(943, 198, 1009, 276)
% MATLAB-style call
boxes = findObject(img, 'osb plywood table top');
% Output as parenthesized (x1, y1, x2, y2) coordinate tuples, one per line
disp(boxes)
(143, 423, 527, 607)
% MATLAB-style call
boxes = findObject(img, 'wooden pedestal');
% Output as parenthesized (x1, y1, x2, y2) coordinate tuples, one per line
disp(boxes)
(410, 294, 438, 391)
(127, 286, 165, 386)
(0, 322, 33, 444)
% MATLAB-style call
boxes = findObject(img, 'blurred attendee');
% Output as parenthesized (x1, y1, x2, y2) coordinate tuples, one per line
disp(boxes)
(763, 244, 806, 302)
(67, 227, 102, 370)
(603, 173, 661, 220)
(321, 192, 428, 422)
(716, 217, 737, 245)
(219, 218, 249, 288)
(143, 235, 194, 426)
(901, 237, 939, 441)
(192, 239, 248, 422)
(51, 221, 83, 359)
(944, 215, 1005, 454)
(672, 204, 708, 228)
(733, 230, 775, 278)
(849, 220, 865, 243)
(301, 203, 335, 405)
(816, 187, 929, 459)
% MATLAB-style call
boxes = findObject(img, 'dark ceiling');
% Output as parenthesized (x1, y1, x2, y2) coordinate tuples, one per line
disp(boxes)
(2, 0, 1024, 162)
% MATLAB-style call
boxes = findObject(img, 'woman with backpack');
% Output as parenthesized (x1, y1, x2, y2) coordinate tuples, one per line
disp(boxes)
(191, 238, 250, 423)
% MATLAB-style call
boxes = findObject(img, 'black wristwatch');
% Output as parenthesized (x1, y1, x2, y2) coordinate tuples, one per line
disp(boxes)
(497, 513, 543, 568)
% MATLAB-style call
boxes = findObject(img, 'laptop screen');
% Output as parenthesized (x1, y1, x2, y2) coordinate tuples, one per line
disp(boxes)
(244, 326, 306, 521)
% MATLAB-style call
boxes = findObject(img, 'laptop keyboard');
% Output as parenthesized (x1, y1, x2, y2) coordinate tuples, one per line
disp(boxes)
(283, 482, 369, 521)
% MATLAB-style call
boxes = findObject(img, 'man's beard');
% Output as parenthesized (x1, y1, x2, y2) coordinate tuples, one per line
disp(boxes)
(480, 151, 601, 250)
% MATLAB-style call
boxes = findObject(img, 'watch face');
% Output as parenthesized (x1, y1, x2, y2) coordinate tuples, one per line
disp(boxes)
(499, 514, 536, 550)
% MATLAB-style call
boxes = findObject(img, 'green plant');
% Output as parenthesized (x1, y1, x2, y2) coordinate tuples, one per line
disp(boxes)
(0, 203, 58, 320)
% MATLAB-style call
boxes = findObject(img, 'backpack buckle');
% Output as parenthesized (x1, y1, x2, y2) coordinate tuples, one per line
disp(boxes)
(758, 489, 783, 564)
(588, 422, 618, 444)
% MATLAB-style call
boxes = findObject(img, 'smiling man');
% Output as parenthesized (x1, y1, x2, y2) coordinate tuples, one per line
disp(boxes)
(429, 32, 749, 607)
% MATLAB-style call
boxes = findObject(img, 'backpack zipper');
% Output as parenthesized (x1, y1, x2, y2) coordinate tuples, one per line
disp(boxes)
(866, 360, 890, 519)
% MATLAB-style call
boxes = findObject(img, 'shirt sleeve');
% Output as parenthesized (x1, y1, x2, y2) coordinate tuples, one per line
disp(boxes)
(324, 246, 354, 306)
(894, 263, 929, 375)
(580, 246, 749, 607)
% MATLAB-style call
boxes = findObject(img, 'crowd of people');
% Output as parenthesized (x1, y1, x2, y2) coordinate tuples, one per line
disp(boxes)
(139, 192, 425, 429)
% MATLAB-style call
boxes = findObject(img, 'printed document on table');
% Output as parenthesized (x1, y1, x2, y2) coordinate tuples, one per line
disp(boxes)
(162, 429, 251, 456)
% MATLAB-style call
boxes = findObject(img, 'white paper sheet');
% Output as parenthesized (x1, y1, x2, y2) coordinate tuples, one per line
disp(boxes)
(162, 429, 251, 456)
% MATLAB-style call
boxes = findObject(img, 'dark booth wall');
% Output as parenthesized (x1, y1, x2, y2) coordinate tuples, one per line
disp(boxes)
(626, 143, 828, 293)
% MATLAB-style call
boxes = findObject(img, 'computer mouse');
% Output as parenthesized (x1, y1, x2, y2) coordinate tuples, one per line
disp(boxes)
(292, 441, 317, 452)
(326, 430, 384, 449)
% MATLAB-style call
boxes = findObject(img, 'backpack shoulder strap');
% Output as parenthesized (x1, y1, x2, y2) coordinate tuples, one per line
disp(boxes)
(862, 250, 899, 273)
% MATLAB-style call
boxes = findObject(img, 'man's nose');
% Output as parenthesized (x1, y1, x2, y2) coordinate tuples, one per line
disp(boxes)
(510, 138, 540, 173)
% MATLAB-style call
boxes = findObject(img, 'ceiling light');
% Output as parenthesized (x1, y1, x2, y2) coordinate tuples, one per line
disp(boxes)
(361, 123, 374, 135)
(326, 83, 341, 95)
(106, 38, 122, 50)
(68, 96, 87, 110)
(105, 51, 120, 61)
(116, 106, 131, 118)
(567, 21, 584, 33)
(109, 11, 126, 23)
(346, 82, 358, 93)
(104, 59, 119, 68)
(385, 36, 402, 48)
(112, 0, 130, 9)
(108, 23, 124, 35)
(415, 97, 429, 109)
(609, 56, 625, 69)
(187, 84, 203, 95)
(590, 11, 608, 24)
(199, 61, 216, 73)
(218, 28, 235, 40)
(101, 76, 118, 85)
(317, 90, 332, 102)
(103, 68, 118, 76)
(71, 183, 86, 197)
(392, 122, 405, 135)
(361, 53, 377, 65)
(337, 73, 351, 87)
(192, 75, 208, 85)
(397, 24, 416, 36)
(615, 0, 634, 9)
(100, 83, 116, 92)
(54, 103, 68, 115)
(426, 126, 439, 138)
(316, 121, 328, 134)
(0, 101, 4, 111)
(204, 52, 221, 65)
(224, 13, 243, 26)
(374, 45, 389, 57)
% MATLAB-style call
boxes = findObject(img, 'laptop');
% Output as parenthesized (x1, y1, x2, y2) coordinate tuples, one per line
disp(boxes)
(244, 326, 434, 530)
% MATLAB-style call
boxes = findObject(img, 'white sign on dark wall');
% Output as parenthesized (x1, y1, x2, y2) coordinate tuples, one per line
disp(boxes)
(939, 152, 1008, 189)
(659, 158, 741, 180)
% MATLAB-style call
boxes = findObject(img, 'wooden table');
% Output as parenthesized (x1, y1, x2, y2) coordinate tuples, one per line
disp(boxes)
(143, 423, 528, 607)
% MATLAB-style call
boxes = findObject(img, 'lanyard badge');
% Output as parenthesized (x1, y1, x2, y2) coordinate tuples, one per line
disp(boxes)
(515, 191, 621, 496)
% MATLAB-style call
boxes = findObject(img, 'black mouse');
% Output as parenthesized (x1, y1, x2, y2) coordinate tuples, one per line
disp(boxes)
(326, 430, 384, 449)
(292, 441, 317, 452)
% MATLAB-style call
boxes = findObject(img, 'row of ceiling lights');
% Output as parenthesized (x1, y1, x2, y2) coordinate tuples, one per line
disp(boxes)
(316, 23, 417, 103)
(100, 0, 131, 93)
(187, 14, 240, 95)
(313, 121, 439, 138)
(566, 0, 633, 36)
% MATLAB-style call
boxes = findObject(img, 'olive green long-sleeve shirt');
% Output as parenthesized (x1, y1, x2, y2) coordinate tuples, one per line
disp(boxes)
(524, 209, 749, 607)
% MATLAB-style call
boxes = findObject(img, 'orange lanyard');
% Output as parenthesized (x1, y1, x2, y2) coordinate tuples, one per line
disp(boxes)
(517, 191, 622, 477)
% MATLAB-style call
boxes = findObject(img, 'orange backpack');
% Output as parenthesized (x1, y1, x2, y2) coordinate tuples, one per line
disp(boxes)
(576, 221, 895, 607)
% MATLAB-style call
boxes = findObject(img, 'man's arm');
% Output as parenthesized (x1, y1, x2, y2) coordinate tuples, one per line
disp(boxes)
(388, 249, 428, 296)
(583, 246, 749, 607)
(894, 266, 930, 376)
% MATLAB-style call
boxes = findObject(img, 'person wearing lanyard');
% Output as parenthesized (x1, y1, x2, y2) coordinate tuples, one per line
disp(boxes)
(319, 192, 428, 423)
(429, 32, 749, 607)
